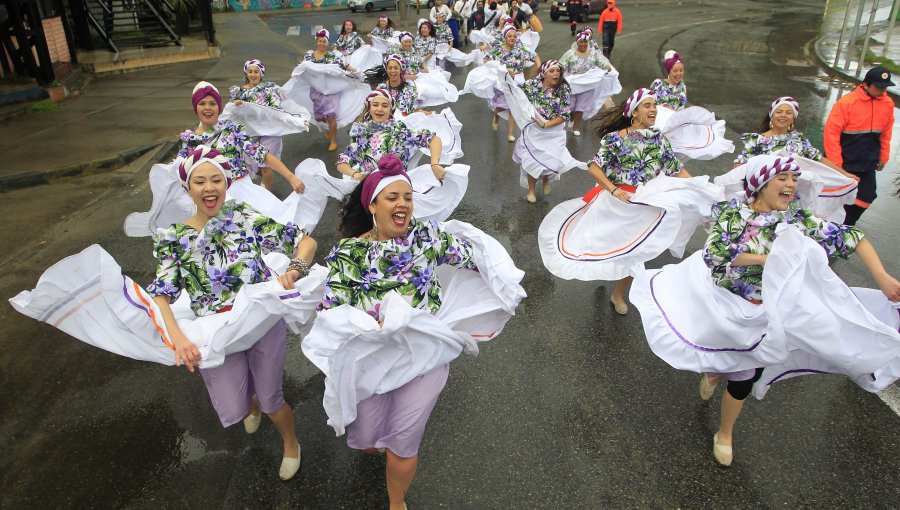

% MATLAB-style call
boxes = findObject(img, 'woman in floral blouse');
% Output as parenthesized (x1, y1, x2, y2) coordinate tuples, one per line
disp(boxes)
(415, 20, 437, 67)
(393, 31, 429, 78)
(337, 89, 445, 181)
(228, 59, 286, 190)
(322, 154, 478, 510)
(303, 29, 358, 151)
(364, 54, 422, 116)
(733, 97, 858, 179)
(649, 49, 687, 110)
(481, 25, 535, 141)
(148, 146, 317, 481)
(699, 154, 899, 466)
(430, 0, 455, 45)
(181, 81, 304, 192)
(516, 60, 573, 202)
(368, 14, 395, 40)
(334, 19, 364, 55)
(560, 27, 613, 136)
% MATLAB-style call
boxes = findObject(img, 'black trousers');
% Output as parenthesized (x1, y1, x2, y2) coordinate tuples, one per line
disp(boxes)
(842, 169, 877, 226)
(602, 21, 617, 57)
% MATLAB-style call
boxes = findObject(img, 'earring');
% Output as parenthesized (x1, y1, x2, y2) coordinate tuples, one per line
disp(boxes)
(789, 123, 794, 132)
(769, 121, 773, 129)
(371, 214, 379, 239)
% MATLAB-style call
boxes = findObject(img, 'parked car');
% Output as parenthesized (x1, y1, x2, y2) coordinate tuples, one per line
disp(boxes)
(549, 0, 605, 22)
(406, 0, 434, 8)
(349, 0, 398, 13)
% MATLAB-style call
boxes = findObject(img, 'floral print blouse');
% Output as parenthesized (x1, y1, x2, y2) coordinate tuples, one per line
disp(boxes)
(148, 201, 304, 317)
(733, 131, 822, 165)
(338, 119, 433, 174)
(303, 50, 348, 69)
(179, 120, 266, 180)
(370, 26, 394, 39)
(522, 78, 572, 121)
(559, 48, 611, 75)
(703, 199, 863, 303)
(377, 81, 422, 115)
(433, 23, 453, 44)
(591, 127, 683, 186)
(392, 46, 426, 74)
(485, 40, 534, 74)
(319, 219, 478, 320)
(229, 82, 283, 108)
(334, 32, 364, 54)
(414, 35, 437, 57)
(650, 78, 687, 110)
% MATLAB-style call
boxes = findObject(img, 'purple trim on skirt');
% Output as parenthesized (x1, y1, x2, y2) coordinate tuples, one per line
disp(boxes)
(765, 368, 831, 386)
(555, 200, 667, 262)
(490, 87, 508, 111)
(706, 369, 758, 382)
(200, 319, 288, 428)
(347, 363, 450, 458)
(648, 271, 766, 352)
(310, 89, 340, 120)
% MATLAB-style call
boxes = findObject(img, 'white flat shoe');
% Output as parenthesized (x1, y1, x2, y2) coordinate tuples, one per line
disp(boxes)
(573, 130, 581, 136)
(508, 135, 516, 142)
(279, 441, 302, 481)
(525, 193, 537, 203)
(542, 181, 551, 196)
(699, 374, 718, 401)
(713, 433, 733, 467)
(243, 412, 261, 434)
(610, 297, 628, 315)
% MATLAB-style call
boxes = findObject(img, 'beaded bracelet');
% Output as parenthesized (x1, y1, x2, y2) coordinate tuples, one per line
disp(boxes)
(287, 258, 309, 278)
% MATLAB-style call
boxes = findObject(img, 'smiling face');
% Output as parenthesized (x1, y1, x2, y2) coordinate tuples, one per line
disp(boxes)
(401, 38, 413, 51)
(633, 98, 657, 128)
(504, 30, 518, 47)
(195, 96, 220, 128)
(770, 104, 795, 132)
(368, 95, 393, 122)
(343, 21, 354, 33)
(378, 18, 388, 29)
(368, 179, 413, 239)
(753, 172, 798, 212)
(419, 24, 431, 37)
(576, 39, 589, 52)
(386, 60, 402, 82)
(316, 36, 329, 52)
(668, 61, 684, 84)
(245, 65, 261, 86)
(187, 162, 228, 219)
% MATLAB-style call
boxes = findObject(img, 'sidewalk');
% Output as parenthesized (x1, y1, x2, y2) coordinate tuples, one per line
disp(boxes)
(0, 11, 309, 191)
(813, 0, 900, 102)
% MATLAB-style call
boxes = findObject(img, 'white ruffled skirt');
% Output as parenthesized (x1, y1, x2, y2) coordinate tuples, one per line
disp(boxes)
(412, 70, 460, 107)
(567, 68, 622, 117)
(9, 245, 326, 369)
(538, 175, 723, 281)
(300, 220, 527, 435)
(281, 62, 369, 131)
(219, 100, 310, 137)
(630, 223, 900, 399)
(654, 105, 735, 161)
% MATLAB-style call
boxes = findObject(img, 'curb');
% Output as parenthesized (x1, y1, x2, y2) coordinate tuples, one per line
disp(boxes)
(811, 32, 900, 108)
(0, 142, 173, 193)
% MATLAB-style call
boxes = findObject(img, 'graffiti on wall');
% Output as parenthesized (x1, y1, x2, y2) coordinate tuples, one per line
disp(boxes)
(228, 0, 345, 11)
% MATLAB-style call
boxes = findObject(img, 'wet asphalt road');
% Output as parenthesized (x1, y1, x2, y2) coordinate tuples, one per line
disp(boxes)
(1, 1, 899, 508)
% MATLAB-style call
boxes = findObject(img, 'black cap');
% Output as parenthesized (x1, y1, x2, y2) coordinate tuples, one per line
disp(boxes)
(864, 66, 895, 87)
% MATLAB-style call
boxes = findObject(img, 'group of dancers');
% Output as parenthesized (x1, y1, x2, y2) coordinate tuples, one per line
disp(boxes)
(9, 12, 900, 509)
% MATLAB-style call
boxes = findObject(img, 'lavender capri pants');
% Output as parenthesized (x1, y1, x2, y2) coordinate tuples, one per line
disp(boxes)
(347, 363, 450, 458)
(309, 89, 340, 121)
(200, 319, 288, 427)
(707, 368, 764, 401)
(490, 87, 508, 111)
(253, 136, 282, 169)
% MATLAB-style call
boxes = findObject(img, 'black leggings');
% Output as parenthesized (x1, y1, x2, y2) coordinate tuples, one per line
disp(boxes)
(725, 368, 764, 401)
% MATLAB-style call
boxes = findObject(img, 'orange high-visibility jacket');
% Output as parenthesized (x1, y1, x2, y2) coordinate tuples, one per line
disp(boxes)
(598, 3, 623, 34)
(823, 85, 894, 172)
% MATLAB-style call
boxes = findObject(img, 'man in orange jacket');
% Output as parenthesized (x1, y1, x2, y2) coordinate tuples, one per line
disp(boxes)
(824, 66, 895, 225)
(598, 0, 622, 58)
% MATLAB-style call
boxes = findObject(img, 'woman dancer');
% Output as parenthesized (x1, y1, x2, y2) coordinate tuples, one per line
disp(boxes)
(335, 19, 364, 55)
(182, 82, 304, 192)
(538, 89, 722, 315)
(337, 90, 444, 180)
(395, 31, 429, 78)
(560, 27, 614, 136)
(229, 59, 286, 190)
(431, 0, 455, 45)
(630, 154, 900, 466)
(483, 25, 535, 141)
(515, 60, 573, 202)
(304, 29, 358, 151)
(365, 54, 422, 116)
(650, 50, 686, 110)
(304, 154, 524, 509)
(415, 20, 437, 67)
(369, 14, 395, 40)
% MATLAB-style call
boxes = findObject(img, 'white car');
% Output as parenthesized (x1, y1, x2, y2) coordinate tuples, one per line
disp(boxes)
(348, 0, 398, 13)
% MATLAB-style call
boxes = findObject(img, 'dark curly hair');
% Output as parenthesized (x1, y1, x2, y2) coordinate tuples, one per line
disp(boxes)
(337, 179, 373, 238)
(340, 19, 358, 35)
(591, 99, 631, 138)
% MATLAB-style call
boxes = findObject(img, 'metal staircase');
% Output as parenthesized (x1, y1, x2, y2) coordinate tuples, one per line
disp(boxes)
(80, 0, 182, 52)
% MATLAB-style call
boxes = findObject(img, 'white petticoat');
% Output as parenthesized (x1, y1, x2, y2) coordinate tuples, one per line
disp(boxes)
(313, 163, 470, 223)
(9, 245, 326, 369)
(567, 68, 622, 117)
(461, 61, 503, 101)
(715, 153, 858, 224)
(538, 175, 724, 281)
(654, 106, 734, 161)
(219, 100, 310, 137)
(281, 62, 369, 131)
(412, 70, 460, 107)
(398, 108, 464, 164)
(630, 224, 900, 399)
(301, 220, 527, 435)
(443, 47, 482, 67)
(124, 159, 332, 237)
(346, 45, 384, 73)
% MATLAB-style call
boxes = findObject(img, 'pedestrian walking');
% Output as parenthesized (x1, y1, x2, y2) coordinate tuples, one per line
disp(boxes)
(598, 0, 622, 58)
(823, 66, 895, 225)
